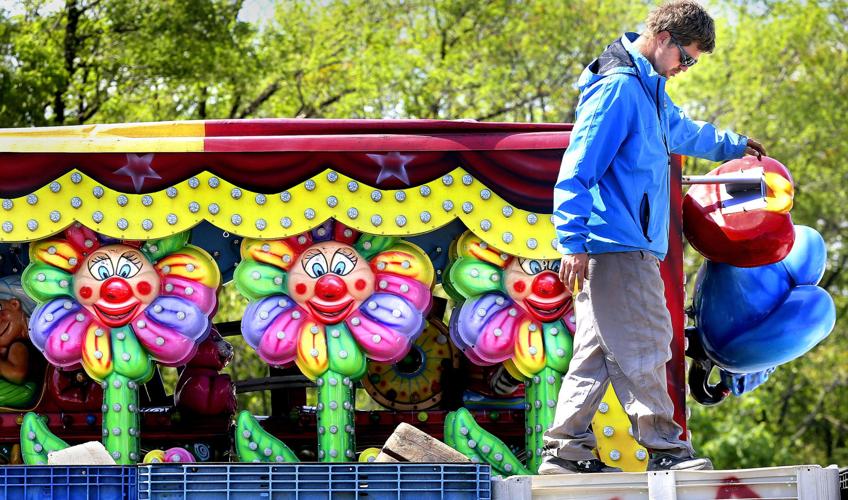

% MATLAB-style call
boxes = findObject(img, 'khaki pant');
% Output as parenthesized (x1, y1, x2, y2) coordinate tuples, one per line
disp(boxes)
(543, 251, 694, 460)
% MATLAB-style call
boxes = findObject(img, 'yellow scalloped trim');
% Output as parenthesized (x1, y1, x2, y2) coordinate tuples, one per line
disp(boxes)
(591, 385, 648, 472)
(0, 168, 559, 258)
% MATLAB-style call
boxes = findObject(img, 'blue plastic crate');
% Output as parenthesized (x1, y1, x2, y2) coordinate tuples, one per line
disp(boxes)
(138, 463, 491, 500)
(0, 465, 137, 500)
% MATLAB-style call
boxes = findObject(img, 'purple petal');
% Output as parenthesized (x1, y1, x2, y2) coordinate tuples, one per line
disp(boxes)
(241, 295, 296, 349)
(360, 293, 423, 338)
(455, 293, 511, 349)
(144, 296, 208, 342)
(29, 298, 83, 351)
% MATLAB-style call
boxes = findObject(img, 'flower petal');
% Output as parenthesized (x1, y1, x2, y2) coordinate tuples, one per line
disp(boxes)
(141, 232, 190, 262)
(359, 293, 424, 338)
(22, 264, 74, 303)
(161, 276, 217, 316)
(234, 260, 287, 301)
(345, 313, 413, 364)
(110, 326, 155, 382)
(295, 321, 328, 380)
(81, 324, 112, 381)
(29, 239, 83, 273)
(512, 319, 546, 378)
(446, 257, 503, 299)
(256, 305, 309, 366)
(132, 296, 210, 366)
(35, 301, 93, 368)
(240, 238, 298, 271)
(472, 304, 521, 364)
(156, 245, 221, 289)
(370, 241, 434, 287)
(373, 272, 432, 312)
(241, 295, 296, 349)
(453, 293, 511, 351)
(64, 224, 101, 256)
(326, 323, 367, 379)
(455, 231, 510, 268)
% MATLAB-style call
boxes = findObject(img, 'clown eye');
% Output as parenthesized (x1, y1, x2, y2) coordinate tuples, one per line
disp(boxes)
(303, 252, 328, 279)
(330, 250, 357, 276)
(519, 259, 544, 275)
(549, 260, 561, 273)
(115, 253, 142, 279)
(88, 255, 114, 281)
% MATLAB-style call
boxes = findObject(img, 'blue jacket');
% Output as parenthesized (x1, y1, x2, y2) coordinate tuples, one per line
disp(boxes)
(553, 33, 748, 260)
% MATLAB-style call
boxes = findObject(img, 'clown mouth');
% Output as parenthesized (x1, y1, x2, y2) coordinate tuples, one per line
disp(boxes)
(523, 297, 569, 322)
(92, 302, 141, 327)
(306, 298, 355, 324)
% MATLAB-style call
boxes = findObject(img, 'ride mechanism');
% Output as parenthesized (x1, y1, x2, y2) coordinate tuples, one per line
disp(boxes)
(0, 120, 834, 475)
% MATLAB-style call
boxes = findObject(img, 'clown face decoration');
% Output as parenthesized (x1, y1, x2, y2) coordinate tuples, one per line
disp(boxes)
(287, 242, 375, 325)
(504, 258, 569, 323)
(73, 245, 160, 328)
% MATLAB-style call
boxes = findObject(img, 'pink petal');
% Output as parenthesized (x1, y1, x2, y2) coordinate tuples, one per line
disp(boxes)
(132, 314, 204, 366)
(43, 313, 92, 367)
(374, 273, 432, 312)
(346, 313, 412, 363)
(472, 307, 521, 364)
(257, 307, 310, 366)
(162, 276, 217, 316)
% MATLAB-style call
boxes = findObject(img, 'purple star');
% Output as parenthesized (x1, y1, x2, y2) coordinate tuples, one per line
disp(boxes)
(369, 152, 413, 186)
(114, 153, 161, 193)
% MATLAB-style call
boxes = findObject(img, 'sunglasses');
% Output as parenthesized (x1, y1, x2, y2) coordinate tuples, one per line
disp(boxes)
(670, 37, 698, 67)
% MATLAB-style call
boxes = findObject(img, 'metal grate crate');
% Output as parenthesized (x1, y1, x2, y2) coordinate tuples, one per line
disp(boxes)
(137, 462, 491, 500)
(0, 465, 137, 500)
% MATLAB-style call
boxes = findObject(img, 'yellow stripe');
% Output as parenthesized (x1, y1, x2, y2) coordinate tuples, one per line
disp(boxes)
(0, 122, 205, 152)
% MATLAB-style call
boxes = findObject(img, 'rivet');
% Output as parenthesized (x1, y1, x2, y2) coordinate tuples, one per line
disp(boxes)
(208, 203, 220, 215)
(372, 334, 381, 343)
(117, 195, 128, 207)
(347, 181, 359, 192)
(480, 219, 492, 231)
(231, 214, 243, 225)
(208, 177, 220, 188)
(231, 188, 242, 199)
(167, 214, 178, 225)
(395, 191, 406, 202)
(255, 193, 266, 205)
(603, 426, 615, 437)
(92, 211, 104, 223)
(49, 181, 61, 192)
(26, 194, 38, 205)
(70, 197, 82, 208)
(502, 206, 513, 217)
(280, 191, 292, 202)
(121, 353, 130, 361)
(1, 200, 11, 210)
(395, 215, 407, 227)
(156, 337, 165, 346)
(92, 186, 105, 198)
(419, 186, 431, 196)
(0, 221, 11, 233)
(188, 177, 200, 188)
(442, 200, 453, 211)
(255, 218, 267, 230)
(599, 402, 609, 414)
(527, 238, 538, 249)
(26, 220, 38, 231)
(420, 211, 431, 223)
(94, 350, 103, 359)
(462, 202, 473, 213)
(304, 209, 315, 220)
(609, 450, 621, 461)
(166, 187, 178, 198)
(462, 174, 473, 185)
(49, 211, 61, 222)
(71, 172, 82, 184)
(142, 219, 153, 231)
(480, 189, 491, 200)
(442, 175, 453, 186)
(304, 180, 316, 191)
(188, 202, 200, 213)
(327, 172, 338, 182)
(327, 196, 338, 207)
(280, 217, 292, 228)
(142, 195, 153, 206)
(371, 215, 382, 226)
(502, 232, 513, 244)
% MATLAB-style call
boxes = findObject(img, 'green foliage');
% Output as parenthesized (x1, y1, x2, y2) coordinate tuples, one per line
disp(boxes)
(2, 0, 845, 469)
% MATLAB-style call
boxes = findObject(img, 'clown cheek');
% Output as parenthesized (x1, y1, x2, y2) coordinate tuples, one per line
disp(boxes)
(293, 282, 309, 298)
(136, 281, 152, 296)
(506, 278, 530, 302)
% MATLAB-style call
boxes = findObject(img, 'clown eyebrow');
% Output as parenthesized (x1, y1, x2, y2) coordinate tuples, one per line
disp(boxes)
(334, 247, 357, 263)
(302, 249, 322, 261)
(120, 251, 142, 265)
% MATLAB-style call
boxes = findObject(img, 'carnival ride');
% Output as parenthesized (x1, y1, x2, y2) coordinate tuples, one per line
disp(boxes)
(0, 120, 835, 479)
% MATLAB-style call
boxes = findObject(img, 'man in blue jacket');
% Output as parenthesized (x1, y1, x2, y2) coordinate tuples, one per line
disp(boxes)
(541, 1, 766, 474)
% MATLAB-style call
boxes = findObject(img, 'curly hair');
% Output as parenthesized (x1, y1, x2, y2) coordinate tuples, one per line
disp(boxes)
(645, 1, 716, 53)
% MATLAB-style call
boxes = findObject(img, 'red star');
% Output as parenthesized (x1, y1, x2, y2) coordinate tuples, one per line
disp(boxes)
(370, 152, 413, 186)
(114, 153, 161, 193)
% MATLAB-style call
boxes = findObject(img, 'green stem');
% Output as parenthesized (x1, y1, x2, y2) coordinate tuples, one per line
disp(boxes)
(317, 368, 355, 462)
(525, 366, 563, 473)
(102, 372, 139, 464)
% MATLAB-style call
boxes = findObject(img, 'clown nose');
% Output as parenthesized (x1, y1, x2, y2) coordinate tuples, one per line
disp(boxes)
(532, 272, 565, 298)
(315, 274, 348, 301)
(101, 278, 133, 304)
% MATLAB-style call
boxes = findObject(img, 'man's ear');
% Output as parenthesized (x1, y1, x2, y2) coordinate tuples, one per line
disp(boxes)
(8, 299, 21, 311)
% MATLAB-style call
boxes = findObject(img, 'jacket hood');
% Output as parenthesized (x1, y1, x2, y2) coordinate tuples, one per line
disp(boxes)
(577, 32, 666, 99)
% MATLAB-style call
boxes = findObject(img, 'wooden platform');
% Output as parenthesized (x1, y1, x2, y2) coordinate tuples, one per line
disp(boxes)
(492, 465, 840, 500)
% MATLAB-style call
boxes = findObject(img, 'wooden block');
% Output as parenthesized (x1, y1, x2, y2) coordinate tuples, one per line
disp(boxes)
(48, 441, 116, 465)
(378, 422, 469, 463)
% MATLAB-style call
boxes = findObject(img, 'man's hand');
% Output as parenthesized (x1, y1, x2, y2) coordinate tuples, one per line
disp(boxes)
(744, 138, 767, 161)
(559, 253, 589, 295)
